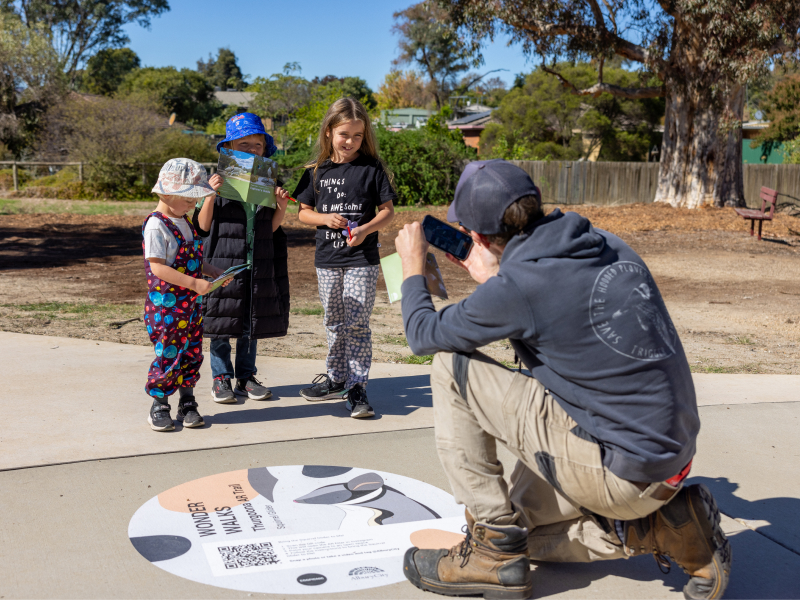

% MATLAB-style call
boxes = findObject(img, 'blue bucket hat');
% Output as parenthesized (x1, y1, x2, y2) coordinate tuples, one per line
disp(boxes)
(216, 112, 278, 156)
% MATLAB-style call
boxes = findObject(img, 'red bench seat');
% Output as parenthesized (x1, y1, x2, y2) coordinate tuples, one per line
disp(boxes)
(734, 187, 777, 240)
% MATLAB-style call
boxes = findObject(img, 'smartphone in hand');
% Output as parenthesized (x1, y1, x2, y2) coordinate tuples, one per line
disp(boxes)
(422, 215, 473, 261)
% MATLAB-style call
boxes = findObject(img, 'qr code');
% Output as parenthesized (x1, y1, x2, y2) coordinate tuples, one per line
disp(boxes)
(218, 542, 280, 569)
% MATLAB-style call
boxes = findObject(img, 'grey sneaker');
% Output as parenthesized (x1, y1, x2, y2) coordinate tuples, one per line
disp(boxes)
(300, 374, 348, 402)
(176, 396, 204, 428)
(235, 375, 272, 400)
(148, 400, 174, 432)
(212, 377, 236, 404)
(347, 384, 374, 419)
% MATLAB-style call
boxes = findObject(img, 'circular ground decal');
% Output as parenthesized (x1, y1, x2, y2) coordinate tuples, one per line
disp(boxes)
(129, 465, 466, 594)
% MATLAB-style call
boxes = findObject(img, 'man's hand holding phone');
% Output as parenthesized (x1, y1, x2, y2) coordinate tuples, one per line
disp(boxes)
(395, 222, 429, 279)
(444, 226, 500, 285)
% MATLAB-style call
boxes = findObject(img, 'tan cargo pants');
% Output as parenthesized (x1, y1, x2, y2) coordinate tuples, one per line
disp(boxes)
(432, 350, 673, 562)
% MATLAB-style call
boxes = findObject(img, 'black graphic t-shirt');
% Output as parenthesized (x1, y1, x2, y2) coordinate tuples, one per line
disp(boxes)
(293, 155, 396, 268)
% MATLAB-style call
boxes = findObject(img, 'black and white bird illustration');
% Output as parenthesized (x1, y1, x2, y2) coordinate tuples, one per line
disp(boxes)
(611, 283, 675, 354)
(293, 472, 440, 527)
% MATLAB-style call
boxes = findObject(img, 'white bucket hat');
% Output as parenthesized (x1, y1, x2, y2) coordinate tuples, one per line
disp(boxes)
(151, 158, 215, 198)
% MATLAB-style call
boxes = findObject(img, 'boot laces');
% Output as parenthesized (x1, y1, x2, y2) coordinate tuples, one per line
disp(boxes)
(649, 514, 672, 574)
(653, 553, 671, 574)
(447, 525, 474, 568)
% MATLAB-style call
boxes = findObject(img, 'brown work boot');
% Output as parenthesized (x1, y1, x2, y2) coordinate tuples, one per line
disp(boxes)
(403, 510, 532, 599)
(622, 484, 731, 599)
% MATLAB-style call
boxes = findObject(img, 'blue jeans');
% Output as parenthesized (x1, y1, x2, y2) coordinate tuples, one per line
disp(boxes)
(209, 301, 258, 380)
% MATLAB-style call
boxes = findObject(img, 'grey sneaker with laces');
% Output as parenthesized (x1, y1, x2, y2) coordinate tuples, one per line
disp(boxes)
(347, 384, 375, 419)
(212, 377, 236, 404)
(300, 374, 348, 402)
(235, 375, 272, 400)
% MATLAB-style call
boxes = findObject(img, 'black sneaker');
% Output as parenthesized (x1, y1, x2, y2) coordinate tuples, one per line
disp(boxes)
(347, 384, 375, 419)
(176, 396, 204, 428)
(300, 374, 348, 402)
(148, 400, 174, 432)
(212, 377, 236, 404)
(235, 375, 272, 400)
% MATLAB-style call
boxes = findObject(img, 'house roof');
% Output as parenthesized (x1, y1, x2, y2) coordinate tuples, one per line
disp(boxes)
(214, 91, 255, 107)
(448, 110, 494, 128)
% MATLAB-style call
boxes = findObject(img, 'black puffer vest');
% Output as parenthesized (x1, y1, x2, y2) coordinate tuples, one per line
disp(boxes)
(192, 196, 289, 339)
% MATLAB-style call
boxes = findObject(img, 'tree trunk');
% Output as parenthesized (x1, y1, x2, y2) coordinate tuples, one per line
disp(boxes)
(654, 83, 746, 208)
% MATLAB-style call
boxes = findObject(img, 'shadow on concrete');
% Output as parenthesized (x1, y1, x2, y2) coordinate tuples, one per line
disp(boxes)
(531, 527, 800, 600)
(530, 478, 800, 599)
(530, 554, 684, 598)
(206, 374, 432, 425)
(691, 476, 800, 558)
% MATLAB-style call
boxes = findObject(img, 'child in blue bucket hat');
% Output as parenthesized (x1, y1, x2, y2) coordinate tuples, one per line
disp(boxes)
(192, 113, 291, 404)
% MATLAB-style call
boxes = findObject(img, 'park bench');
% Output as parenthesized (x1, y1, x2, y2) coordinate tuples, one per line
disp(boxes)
(734, 186, 777, 241)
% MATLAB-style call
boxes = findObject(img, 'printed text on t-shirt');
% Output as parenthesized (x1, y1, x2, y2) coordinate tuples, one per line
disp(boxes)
(320, 177, 348, 200)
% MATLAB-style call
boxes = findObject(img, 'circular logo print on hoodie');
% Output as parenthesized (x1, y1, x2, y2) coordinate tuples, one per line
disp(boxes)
(589, 261, 677, 362)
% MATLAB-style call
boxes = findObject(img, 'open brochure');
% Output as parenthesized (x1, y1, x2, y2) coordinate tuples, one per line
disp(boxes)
(217, 148, 277, 208)
(380, 252, 447, 303)
(207, 262, 251, 293)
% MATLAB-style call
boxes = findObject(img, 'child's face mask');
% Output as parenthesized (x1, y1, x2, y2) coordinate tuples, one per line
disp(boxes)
(230, 134, 267, 157)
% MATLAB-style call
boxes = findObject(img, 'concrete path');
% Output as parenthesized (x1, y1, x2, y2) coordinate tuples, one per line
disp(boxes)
(1, 332, 798, 599)
(0, 332, 432, 470)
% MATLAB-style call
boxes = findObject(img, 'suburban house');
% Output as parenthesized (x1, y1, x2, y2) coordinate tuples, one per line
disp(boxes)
(741, 120, 784, 164)
(380, 108, 431, 130)
(213, 90, 255, 111)
(447, 110, 494, 151)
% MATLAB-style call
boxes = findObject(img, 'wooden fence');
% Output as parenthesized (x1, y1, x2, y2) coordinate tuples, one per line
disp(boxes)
(4, 159, 799, 209)
(508, 161, 800, 208)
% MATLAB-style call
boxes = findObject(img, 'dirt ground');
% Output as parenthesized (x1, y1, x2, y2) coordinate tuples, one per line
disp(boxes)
(1, 201, 799, 374)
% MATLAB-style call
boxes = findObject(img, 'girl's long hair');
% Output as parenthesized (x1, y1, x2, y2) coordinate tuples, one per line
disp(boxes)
(305, 97, 392, 186)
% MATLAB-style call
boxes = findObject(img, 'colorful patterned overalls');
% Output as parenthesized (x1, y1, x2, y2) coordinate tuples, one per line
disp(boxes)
(142, 212, 204, 399)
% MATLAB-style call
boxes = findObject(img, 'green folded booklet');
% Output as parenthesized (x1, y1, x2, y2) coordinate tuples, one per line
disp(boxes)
(217, 148, 277, 208)
(207, 262, 251, 293)
(380, 252, 447, 304)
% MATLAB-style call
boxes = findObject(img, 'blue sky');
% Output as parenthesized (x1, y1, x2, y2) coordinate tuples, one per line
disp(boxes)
(122, 0, 536, 91)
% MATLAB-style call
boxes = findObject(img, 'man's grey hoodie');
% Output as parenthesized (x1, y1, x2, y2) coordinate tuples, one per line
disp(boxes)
(402, 209, 699, 483)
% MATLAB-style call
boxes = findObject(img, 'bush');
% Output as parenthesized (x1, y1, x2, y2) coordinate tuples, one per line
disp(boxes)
(37, 94, 217, 198)
(377, 126, 475, 205)
(275, 147, 311, 195)
(783, 136, 800, 164)
(0, 167, 32, 190)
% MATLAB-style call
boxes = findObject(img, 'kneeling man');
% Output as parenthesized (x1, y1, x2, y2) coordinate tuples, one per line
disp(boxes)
(395, 160, 730, 600)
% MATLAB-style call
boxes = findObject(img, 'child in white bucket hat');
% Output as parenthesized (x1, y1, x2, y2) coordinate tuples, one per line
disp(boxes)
(142, 158, 231, 432)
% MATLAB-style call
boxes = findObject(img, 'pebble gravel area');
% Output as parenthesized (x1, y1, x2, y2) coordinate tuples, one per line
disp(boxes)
(0, 200, 798, 374)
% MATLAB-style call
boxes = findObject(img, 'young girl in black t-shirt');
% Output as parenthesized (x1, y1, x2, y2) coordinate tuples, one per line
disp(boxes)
(293, 98, 396, 418)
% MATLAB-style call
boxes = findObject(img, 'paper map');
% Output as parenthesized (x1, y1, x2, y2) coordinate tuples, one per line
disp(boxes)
(217, 148, 277, 208)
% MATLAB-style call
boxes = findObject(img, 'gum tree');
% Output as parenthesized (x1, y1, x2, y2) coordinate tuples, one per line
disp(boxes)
(393, 2, 473, 109)
(438, 0, 800, 208)
(1, 0, 169, 83)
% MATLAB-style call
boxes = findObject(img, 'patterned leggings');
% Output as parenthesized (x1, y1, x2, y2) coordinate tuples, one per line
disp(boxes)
(316, 265, 380, 389)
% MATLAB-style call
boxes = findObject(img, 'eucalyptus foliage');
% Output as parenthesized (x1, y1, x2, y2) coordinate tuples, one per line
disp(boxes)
(1, 0, 169, 80)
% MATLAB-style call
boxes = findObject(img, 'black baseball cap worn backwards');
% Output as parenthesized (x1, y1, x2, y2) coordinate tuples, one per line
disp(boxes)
(447, 159, 541, 235)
